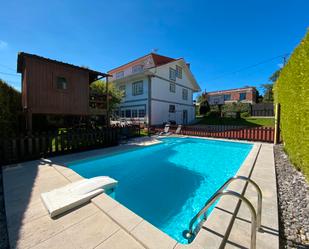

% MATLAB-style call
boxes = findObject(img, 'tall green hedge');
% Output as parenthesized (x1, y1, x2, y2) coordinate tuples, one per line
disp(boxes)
(0, 79, 22, 137)
(274, 30, 309, 180)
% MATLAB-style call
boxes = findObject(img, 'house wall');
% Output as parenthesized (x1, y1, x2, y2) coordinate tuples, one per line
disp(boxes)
(207, 88, 256, 105)
(118, 101, 148, 123)
(23, 56, 90, 115)
(150, 61, 193, 105)
(151, 100, 194, 125)
(109, 55, 155, 81)
(149, 60, 195, 125)
(114, 76, 149, 123)
(115, 77, 149, 102)
(111, 60, 198, 125)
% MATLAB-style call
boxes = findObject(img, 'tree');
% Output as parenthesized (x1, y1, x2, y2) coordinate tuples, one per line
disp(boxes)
(199, 100, 210, 115)
(255, 89, 263, 103)
(195, 94, 204, 104)
(269, 69, 281, 83)
(90, 80, 123, 112)
(261, 83, 274, 103)
(260, 69, 281, 103)
(196, 90, 208, 103)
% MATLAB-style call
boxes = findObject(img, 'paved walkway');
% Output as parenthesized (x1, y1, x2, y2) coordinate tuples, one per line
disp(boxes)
(192, 143, 279, 249)
(3, 138, 278, 249)
(3, 159, 145, 249)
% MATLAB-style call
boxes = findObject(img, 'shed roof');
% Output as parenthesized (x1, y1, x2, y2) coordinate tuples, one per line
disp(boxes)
(17, 52, 109, 78)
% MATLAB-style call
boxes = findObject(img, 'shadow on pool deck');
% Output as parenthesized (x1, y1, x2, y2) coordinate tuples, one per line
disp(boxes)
(3, 160, 43, 247)
(2, 159, 70, 248)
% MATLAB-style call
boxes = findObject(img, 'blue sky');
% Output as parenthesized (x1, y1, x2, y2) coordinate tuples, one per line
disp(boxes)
(0, 0, 308, 96)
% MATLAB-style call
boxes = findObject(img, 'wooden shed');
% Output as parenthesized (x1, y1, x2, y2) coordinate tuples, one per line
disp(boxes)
(17, 52, 110, 130)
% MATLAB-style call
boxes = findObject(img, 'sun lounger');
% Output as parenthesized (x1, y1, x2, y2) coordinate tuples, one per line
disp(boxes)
(41, 176, 117, 218)
(158, 124, 171, 135)
(175, 125, 182, 134)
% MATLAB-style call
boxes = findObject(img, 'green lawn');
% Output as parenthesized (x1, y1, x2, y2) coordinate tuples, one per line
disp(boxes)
(196, 115, 275, 127)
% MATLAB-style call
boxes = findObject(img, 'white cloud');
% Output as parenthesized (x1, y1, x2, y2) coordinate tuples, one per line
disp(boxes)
(277, 63, 284, 68)
(0, 40, 8, 50)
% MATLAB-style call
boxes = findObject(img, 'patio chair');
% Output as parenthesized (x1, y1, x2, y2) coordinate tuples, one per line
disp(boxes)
(158, 124, 171, 136)
(175, 125, 182, 135)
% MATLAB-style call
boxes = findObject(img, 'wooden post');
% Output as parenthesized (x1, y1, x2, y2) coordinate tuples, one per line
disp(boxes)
(274, 103, 281, 144)
(147, 75, 152, 137)
(27, 131, 33, 158)
(26, 111, 33, 132)
(106, 76, 110, 127)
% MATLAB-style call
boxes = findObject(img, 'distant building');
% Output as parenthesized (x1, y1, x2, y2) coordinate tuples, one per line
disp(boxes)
(108, 53, 201, 125)
(17, 52, 109, 130)
(206, 87, 257, 105)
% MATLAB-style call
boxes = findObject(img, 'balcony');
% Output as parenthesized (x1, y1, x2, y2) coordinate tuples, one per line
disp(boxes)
(89, 93, 107, 115)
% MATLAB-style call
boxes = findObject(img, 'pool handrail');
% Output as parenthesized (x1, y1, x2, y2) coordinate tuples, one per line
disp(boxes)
(182, 176, 263, 249)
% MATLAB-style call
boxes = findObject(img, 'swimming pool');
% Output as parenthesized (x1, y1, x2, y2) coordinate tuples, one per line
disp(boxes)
(68, 137, 253, 243)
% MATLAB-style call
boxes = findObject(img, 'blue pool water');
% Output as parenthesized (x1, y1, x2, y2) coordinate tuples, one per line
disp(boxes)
(68, 137, 252, 243)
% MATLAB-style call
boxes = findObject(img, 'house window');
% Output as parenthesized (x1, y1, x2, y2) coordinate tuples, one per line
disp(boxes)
(169, 83, 176, 93)
(132, 81, 143, 96)
(169, 68, 176, 81)
(182, 89, 188, 100)
(176, 65, 182, 79)
(125, 110, 131, 118)
(132, 65, 143, 74)
(119, 85, 126, 96)
(224, 94, 231, 101)
(115, 71, 124, 79)
(138, 109, 145, 117)
(56, 77, 68, 90)
(121, 110, 125, 118)
(169, 105, 176, 113)
(132, 109, 138, 118)
(239, 93, 246, 100)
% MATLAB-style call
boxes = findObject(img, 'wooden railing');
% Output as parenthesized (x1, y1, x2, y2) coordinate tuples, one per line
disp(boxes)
(0, 125, 140, 166)
(153, 125, 274, 143)
(89, 93, 107, 110)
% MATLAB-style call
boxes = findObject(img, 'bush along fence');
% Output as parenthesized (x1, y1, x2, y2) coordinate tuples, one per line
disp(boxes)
(152, 125, 274, 143)
(0, 125, 140, 165)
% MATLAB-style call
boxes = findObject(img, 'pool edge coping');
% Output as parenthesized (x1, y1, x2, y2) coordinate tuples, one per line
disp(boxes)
(50, 137, 262, 249)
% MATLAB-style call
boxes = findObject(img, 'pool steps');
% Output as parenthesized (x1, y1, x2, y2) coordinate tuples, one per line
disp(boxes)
(183, 176, 263, 249)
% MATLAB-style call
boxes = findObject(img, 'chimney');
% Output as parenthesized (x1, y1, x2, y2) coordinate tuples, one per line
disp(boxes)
(186, 63, 190, 69)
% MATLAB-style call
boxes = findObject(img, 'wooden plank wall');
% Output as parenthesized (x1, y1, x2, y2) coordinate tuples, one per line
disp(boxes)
(24, 56, 90, 115)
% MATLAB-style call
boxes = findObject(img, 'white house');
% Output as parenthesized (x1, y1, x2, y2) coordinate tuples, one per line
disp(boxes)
(108, 53, 201, 126)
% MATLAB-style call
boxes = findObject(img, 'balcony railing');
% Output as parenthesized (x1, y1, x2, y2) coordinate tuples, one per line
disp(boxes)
(89, 94, 107, 114)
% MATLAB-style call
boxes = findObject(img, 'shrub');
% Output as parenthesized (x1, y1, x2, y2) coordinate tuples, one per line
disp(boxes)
(221, 102, 251, 114)
(241, 111, 251, 118)
(0, 79, 22, 137)
(274, 30, 309, 180)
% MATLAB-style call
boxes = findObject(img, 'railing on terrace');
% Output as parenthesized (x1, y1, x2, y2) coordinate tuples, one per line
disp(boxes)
(89, 93, 107, 110)
(152, 125, 274, 143)
(0, 125, 140, 166)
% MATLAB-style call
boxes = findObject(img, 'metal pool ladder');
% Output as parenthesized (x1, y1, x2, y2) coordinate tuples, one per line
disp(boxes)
(182, 176, 263, 249)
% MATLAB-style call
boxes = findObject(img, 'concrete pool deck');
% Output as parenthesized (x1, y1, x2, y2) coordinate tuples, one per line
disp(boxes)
(2, 137, 279, 249)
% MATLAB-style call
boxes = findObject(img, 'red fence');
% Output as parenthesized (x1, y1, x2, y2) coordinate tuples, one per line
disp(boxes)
(153, 125, 274, 143)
